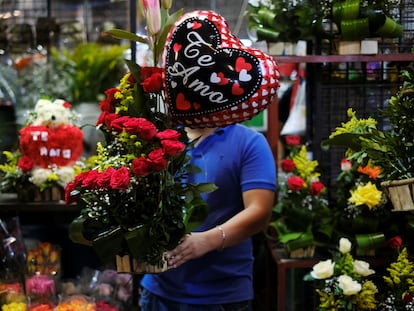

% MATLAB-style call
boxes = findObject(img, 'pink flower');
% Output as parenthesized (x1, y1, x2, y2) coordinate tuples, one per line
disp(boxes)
(340, 158, 352, 171)
(142, 0, 161, 35)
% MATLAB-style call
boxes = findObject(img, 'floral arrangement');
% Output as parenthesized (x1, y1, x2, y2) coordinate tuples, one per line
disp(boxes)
(270, 135, 332, 256)
(332, 157, 390, 255)
(66, 0, 216, 268)
(324, 67, 414, 181)
(0, 98, 84, 201)
(378, 240, 414, 310)
(307, 237, 378, 310)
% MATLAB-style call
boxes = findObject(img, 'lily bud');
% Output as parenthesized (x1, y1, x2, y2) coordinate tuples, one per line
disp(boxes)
(142, 0, 161, 35)
(162, 0, 172, 9)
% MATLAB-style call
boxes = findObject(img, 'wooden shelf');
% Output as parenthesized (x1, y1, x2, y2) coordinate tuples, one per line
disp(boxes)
(0, 193, 80, 224)
(274, 53, 414, 63)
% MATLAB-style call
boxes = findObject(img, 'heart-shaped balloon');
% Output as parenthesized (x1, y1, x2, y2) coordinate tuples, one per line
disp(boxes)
(164, 10, 280, 128)
(19, 125, 84, 167)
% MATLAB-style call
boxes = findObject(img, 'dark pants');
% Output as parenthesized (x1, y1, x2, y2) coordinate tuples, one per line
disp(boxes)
(140, 288, 253, 311)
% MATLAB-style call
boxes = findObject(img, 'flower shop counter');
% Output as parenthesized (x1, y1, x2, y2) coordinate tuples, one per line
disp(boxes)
(0, 193, 80, 225)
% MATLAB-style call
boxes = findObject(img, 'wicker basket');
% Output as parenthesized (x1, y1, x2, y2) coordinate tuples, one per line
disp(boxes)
(115, 254, 168, 274)
(381, 178, 414, 211)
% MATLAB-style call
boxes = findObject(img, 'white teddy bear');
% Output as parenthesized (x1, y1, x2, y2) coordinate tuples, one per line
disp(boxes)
(31, 98, 76, 128)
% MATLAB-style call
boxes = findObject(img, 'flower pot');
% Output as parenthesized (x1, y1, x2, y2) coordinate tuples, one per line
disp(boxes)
(115, 254, 168, 274)
(381, 178, 414, 211)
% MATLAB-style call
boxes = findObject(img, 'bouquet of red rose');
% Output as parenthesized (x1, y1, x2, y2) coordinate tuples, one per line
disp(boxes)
(65, 1, 216, 268)
(270, 135, 332, 255)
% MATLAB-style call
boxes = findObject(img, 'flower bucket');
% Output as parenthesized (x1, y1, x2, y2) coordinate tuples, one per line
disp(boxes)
(115, 254, 168, 274)
(381, 178, 414, 211)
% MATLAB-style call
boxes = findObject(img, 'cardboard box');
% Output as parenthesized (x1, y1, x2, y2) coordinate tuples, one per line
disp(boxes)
(360, 39, 379, 54)
(338, 41, 361, 55)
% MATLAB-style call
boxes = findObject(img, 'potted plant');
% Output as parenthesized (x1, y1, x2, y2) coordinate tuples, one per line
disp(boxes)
(323, 66, 414, 211)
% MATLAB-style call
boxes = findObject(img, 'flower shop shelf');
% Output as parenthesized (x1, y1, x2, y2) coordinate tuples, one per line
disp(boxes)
(0, 193, 80, 225)
(273, 53, 414, 63)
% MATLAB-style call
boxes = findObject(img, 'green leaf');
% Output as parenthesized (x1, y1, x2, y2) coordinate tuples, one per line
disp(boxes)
(105, 29, 148, 44)
(92, 226, 125, 263)
(68, 216, 93, 246)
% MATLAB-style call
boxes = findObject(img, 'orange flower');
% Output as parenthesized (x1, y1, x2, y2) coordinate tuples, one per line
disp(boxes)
(357, 164, 381, 179)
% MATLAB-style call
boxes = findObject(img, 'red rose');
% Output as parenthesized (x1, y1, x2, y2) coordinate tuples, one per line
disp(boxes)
(97, 112, 118, 128)
(110, 116, 130, 132)
(104, 87, 121, 101)
(123, 118, 157, 141)
(17, 156, 34, 172)
(63, 101, 72, 109)
(156, 129, 181, 140)
(131, 157, 152, 177)
(96, 167, 116, 189)
(387, 236, 403, 249)
(148, 148, 167, 171)
(285, 135, 300, 146)
(140, 67, 163, 80)
(110, 167, 130, 190)
(403, 293, 414, 305)
(310, 181, 325, 195)
(287, 176, 305, 191)
(99, 98, 115, 113)
(82, 169, 100, 189)
(280, 159, 295, 173)
(161, 140, 185, 157)
(141, 73, 163, 93)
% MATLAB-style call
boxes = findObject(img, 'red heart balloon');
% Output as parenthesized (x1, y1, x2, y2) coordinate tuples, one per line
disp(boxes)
(164, 10, 280, 128)
(19, 125, 83, 167)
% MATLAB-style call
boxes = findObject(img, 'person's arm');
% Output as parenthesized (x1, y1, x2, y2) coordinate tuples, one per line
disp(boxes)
(165, 188, 275, 268)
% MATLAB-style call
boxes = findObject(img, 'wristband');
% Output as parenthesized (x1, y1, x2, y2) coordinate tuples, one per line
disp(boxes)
(216, 225, 226, 251)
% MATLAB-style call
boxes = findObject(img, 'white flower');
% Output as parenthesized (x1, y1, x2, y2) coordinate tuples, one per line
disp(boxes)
(339, 237, 352, 254)
(353, 260, 375, 276)
(338, 275, 361, 295)
(311, 259, 335, 279)
(56, 166, 75, 187)
(31, 168, 52, 186)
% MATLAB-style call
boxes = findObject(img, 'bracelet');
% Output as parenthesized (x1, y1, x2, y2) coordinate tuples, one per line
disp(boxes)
(216, 225, 226, 251)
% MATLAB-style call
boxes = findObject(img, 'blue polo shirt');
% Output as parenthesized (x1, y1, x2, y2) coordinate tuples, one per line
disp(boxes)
(141, 123, 276, 304)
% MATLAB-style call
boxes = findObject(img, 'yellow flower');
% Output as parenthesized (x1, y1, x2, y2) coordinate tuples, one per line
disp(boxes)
(356, 280, 378, 310)
(293, 145, 320, 181)
(348, 182, 382, 209)
(329, 108, 377, 139)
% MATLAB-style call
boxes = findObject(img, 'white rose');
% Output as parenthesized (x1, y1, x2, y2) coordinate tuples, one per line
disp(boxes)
(353, 260, 375, 276)
(339, 237, 352, 254)
(56, 166, 75, 187)
(338, 275, 361, 295)
(31, 168, 52, 186)
(310, 259, 335, 279)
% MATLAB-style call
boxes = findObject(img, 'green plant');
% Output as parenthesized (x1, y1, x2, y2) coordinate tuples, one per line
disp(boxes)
(51, 42, 128, 103)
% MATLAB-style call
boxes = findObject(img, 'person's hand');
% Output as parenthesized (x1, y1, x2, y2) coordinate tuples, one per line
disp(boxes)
(165, 232, 213, 268)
